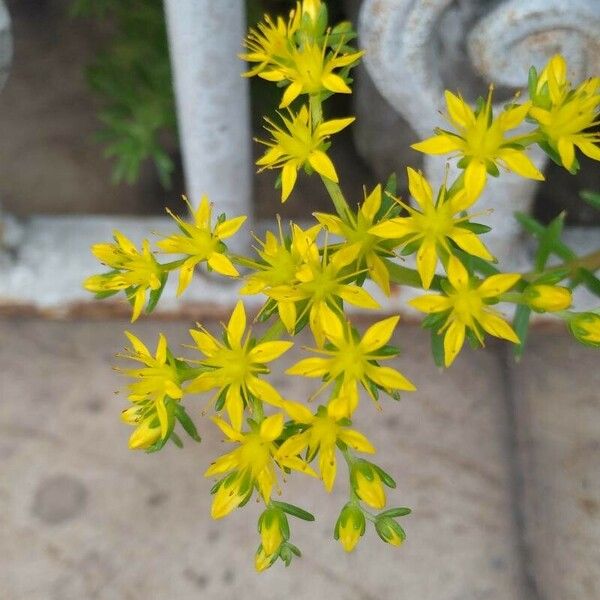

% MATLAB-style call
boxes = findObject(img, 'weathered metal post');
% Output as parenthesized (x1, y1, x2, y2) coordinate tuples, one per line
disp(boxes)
(163, 1, 252, 241)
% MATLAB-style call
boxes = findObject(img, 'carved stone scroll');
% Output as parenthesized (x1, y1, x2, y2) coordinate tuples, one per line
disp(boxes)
(358, 0, 600, 262)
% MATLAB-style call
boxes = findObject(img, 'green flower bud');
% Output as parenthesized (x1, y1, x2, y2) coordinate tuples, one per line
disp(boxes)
(523, 284, 572, 312)
(374, 515, 406, 547)
(334, 502, 365, 552)
(568, 312, 600, 347)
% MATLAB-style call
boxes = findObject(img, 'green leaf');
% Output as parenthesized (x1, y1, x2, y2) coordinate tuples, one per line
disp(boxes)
(430, 329, 445, 368)
(528, 66, 538, 99)
(512, 305, 531, 361)
(578, 269, 600, 296)
(580, 190, 600, 211)
(174, 404, 201, 442)
(273, 501, 316, 522)
(378, 507, 412, 518)
(454, 222, 492, 235)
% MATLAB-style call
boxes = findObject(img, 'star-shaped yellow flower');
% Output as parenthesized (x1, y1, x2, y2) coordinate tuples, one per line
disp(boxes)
(369, 168, 494, 289)
(256, 105, 354, 202)
(205, 414, 316, 519)
(84, 231, 163, 322)
(187, 301, 292, 430)
(529, 54, 600, 171)
(315, 184, 397, 294)
(156, 195, 246, 296)
(265, 233, 379, 346)
(412, 90, 544, 200)
(410, 256, 520, 366)
(276, 400, 375, 491)
(286, 315, 415, 408)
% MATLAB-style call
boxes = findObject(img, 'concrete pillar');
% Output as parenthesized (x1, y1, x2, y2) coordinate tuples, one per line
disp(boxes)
(163, 1, 252, 234)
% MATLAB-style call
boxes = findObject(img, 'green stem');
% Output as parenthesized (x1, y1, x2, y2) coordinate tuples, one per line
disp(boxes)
(259, 318, 286, 343)
(522, 248, 600, 282)
(384, 257, 442, 291)
(308, 93, 353, 223)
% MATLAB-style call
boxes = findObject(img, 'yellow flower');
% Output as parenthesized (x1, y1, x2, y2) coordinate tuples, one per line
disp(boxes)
(315, 184, 397, 294)
(241, 8, 300, 78)
(187, 301, 292, 430)
(205, 414, 315, 519)
(256, 105, 354, 202)
(412, 90, 544, 200)
(118, 331, 184, 446)
(286, 315, 415, 408)
(529, 54, 600, 171)
(335, 503, 365, 552)
(410, 256, 521, 366)
(369, 168, 494, 289)
(84, 231, 162, 322)
(156, 195, 246, 296)
(265, 233, 379, 346)
(568, 312, 600, 347)
(260, 41, 363, 108)
(523, 284, 572, 312)
(276, 401, 375, 491)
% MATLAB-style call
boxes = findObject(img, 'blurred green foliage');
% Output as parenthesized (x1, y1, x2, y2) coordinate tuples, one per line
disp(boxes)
(71, 0, 177, 188)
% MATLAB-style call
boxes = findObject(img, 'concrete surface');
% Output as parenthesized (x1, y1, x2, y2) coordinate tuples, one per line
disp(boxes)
(0, 319, 598, 600)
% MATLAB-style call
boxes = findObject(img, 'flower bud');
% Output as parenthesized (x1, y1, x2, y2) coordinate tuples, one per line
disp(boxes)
(255, 545, 277, 572)
(334, 503, 365, 552)
(259, 507, 286, 556)
(568, 312, 600, 347)
(524, 284, 572, 312)
(128, 417, 161, 450)
(374, 516, 406, 547)
(351, 461, 387, 509)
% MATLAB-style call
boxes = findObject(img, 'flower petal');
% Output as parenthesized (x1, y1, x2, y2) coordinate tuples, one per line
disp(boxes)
(260, 413, 284, 441)
(309, 150, 338, 182)
(207, 253, 239, 277)
(227, 300, 246, 347)
(249, 341, 293, 363)
(477, 273, 520, 298)
(478, 311, 519, 343)
(360, 316, 399, 353)
(409, 295, 452, 314)
(407, 167, 433, 208)
(443, 320, 465, 367)
(365, 364, 416, 391)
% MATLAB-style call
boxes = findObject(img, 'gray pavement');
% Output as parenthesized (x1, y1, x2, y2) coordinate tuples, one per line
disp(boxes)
(0, 319, 598, 600)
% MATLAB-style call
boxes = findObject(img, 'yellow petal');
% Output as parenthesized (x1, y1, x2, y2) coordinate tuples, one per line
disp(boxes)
(409, 294, 452, 313)
(360, 315, 399, 353)
(315, 117, 355, 138)
(446, 255, 469, 290)
(369, 218, 417, 239)
(407, 167, 434, 209)
(478, 311, 519, 343)
(204, 450, 238, 477)
(444, 90, 476, 129)
(177, 260, 196, 297)
(557, 138, 575, 170)
(278, 301, 297, 333)
(260, 413, 284, 441)
(281, 162, 298, 202)
(194, 195, 212, 229)
(281, 400, 314, 424)
(448, 228, 494, 261)
(313, 212, 343, 235)
(286, 357, 331, 377)
(156, 396, 170, 439)
(131, 288, 146, 322)
(211, 415, 245, 442)
(124, 331, 149, 357)
(477, 273, 520, 298)
(338, 429, 376, 454)
(443, 320, 465, 367)
(416, 241, 438, 290)
(366, 252, 390, 296)
(279, 81, 303, 108)
(227, 300, 246, 347)
(411, 134, 464, 154)
(214, 216, 247, 240)
(250, 341, 293, 364)
(319, 446, 337, 492)
(576, 139, 600, 161)
(321, 72, 351, 94)
(337, 285, 380, 309)
(189, 328, 220, 357)
(464, 160, 487, 201)
(498, 148, 545, 180)
(361, 184, 382, 222)
(309, 150, 338, 182)
(225, 386, 244, 432)
(207, 252, 239, 277)
(365, 364, 416, 391)
(246, 377, 283, 407)
(497, 103, 530, 130)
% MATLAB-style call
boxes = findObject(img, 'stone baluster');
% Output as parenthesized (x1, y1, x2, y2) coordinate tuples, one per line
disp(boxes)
(358, 0, 600, 265)
(163, 1, 252, 244)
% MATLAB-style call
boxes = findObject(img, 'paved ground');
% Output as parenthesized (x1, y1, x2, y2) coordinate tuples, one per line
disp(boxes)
(0, 318, 598, 600)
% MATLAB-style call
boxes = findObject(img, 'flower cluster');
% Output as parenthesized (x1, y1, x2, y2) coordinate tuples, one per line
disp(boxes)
(85, 0, 600, 573)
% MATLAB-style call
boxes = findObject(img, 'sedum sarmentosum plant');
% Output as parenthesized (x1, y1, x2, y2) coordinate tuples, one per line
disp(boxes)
(84, 0, 600, 571)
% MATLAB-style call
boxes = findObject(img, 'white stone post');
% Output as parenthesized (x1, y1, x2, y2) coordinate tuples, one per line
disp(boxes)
(358, 0, 600, 265)
(163, 1, 252, 236)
